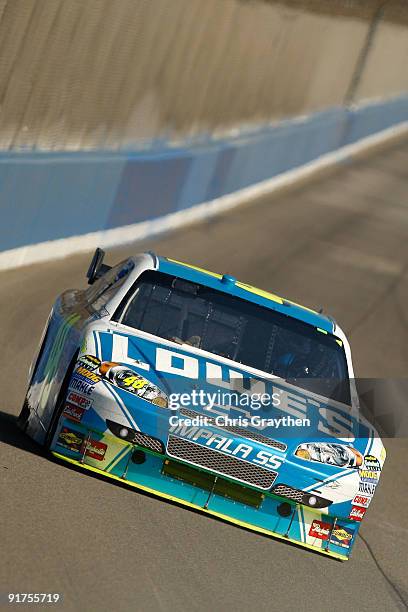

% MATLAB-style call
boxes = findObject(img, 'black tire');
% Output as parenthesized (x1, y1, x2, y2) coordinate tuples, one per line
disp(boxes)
(16, 398, 31, 432)
(17, 324, 51, 431)
(44, 350, 79, 451)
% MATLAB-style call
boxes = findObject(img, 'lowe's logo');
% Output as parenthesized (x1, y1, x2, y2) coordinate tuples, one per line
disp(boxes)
(168, 424, 283, 471)
(110, 333, 356, 440)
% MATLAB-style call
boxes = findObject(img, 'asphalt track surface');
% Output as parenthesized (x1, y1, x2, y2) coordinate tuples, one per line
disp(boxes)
(1, 138, 408, 612)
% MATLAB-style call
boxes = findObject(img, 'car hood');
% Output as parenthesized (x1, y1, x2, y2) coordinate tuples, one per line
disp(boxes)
(84, 325, 384, 503)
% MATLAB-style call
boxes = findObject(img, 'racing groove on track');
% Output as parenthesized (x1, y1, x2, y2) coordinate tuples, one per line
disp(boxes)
(1, 138, 408, 612)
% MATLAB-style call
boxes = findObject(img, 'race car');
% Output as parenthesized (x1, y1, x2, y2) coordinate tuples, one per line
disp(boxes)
(18, 249, 385, 560)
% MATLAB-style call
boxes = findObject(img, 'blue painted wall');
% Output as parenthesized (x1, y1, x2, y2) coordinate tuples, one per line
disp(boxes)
(0, 95, 407, 253)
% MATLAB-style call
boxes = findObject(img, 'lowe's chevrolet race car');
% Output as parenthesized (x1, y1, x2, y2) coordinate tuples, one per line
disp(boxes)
(18, 250, 385, 560)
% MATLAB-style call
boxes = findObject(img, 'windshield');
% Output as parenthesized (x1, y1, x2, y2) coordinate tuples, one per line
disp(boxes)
(114, 271, 350, 403)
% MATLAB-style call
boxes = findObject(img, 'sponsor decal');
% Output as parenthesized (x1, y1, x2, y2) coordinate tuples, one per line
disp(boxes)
(359, 469, 380, 483)
(85, 439, 107, 461)
(363, 455, 381, 471)
(75, 365, 101, 384)
(349, 506, 366, 522)
(63, 403, 85, 422)
(57, 427, 85, 453)
(358, 481, 376, 496)
(67, 391, 92, 410)
(56, 427, 106, 460)
(78, 354, 101, 371)
(309, 520, 332, 540)
(69, 375, 95, 396)
(330, 525, 355, 549)
(358, 455, 381, 484)
(352, 494, 370, 508)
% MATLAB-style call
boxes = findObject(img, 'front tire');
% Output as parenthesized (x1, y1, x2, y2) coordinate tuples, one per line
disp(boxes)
(17, 323, 51, 432)
(16, 398, 31, 432)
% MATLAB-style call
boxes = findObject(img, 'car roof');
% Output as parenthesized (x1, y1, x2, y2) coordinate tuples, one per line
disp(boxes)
(154, 255, 335, 334)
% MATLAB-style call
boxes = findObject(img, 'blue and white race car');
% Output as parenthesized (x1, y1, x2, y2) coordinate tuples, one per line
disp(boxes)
(18, 249, 385, 560)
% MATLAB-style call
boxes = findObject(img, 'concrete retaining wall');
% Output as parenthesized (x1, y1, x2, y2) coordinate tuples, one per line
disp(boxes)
(1, 0, 408, 266)
(0, 0, 407, 150)
(1, 95, 407, 260)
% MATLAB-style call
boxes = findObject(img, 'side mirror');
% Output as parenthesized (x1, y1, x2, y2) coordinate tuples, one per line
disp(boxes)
(86, 248, 112, 285)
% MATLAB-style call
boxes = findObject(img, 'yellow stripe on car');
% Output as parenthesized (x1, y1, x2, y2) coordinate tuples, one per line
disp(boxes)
(167, 258, 327, 318)
(167, 259, 222, 279)
(235, 282, 284, 305)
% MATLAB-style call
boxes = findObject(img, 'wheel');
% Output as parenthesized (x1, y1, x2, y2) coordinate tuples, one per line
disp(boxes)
(44, 350, 79, 451)
(17, 324, 51, 431)
(16, 398, 31, 432)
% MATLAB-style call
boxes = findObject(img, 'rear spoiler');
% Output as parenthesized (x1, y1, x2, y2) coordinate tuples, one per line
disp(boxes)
(86, 248, 112, 285)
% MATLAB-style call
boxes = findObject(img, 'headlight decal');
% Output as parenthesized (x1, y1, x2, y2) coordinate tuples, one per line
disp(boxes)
(294, 442, 363, 468)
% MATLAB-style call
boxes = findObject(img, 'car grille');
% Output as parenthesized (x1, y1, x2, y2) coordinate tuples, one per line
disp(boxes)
(179, 408, 287, 452)
(166, 435, 277, 490)
(106, 419, 164, 454)
(132, 431, 164, 453)
(271, 484, 333, 508)
(271, 484, 304, 503)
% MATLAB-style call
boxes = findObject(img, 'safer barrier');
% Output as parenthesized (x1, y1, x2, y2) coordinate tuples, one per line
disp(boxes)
(0, 94, 407, 268)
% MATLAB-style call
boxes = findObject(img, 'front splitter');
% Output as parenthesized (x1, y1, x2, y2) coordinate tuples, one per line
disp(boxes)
(52, 450, 349, 561)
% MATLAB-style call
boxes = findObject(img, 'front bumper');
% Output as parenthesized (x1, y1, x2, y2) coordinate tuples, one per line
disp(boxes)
(51, 418, 359, 560)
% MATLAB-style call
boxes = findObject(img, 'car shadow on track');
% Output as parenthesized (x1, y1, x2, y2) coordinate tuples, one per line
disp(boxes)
(0, 410, 44, 458)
